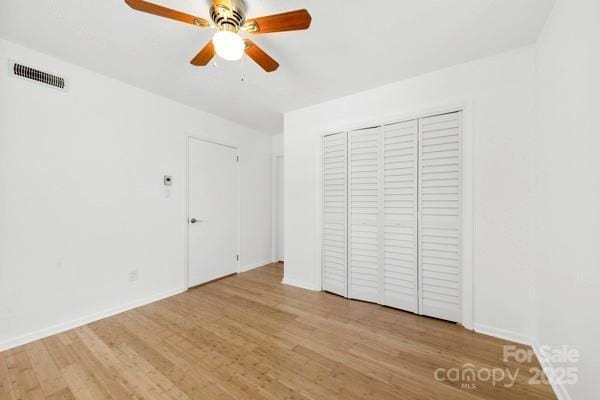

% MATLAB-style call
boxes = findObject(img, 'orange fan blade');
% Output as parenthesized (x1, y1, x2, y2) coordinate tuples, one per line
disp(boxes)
(125, 0, 210, 27)
(244, 39, 279, 72)
(245, 9, 312, 34)
(190, 41, 215, 66)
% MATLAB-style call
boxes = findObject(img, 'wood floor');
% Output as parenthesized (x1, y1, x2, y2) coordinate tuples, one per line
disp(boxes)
(0, 263, 556, 400)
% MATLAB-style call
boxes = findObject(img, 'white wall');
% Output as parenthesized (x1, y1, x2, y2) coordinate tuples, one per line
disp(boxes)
(535, 0, 600, 398)
(0, 39, 273, 349)
(284, 46, 538, 339)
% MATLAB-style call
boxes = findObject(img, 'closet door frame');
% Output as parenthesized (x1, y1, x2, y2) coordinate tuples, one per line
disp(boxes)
(315, 102, 474, 329)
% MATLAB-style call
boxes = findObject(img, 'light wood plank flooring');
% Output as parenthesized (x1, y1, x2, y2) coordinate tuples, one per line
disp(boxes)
(0, 263, 556, 400)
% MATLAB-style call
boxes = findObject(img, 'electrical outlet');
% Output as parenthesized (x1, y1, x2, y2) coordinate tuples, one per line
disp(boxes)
(128, 270, 139, 283)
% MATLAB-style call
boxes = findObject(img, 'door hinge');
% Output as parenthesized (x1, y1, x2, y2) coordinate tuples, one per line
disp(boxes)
(236, 254, 240, 261)
(236, 155, 239, 162)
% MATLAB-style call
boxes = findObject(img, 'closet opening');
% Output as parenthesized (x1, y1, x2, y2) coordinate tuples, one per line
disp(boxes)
(320, 109, 466, 324)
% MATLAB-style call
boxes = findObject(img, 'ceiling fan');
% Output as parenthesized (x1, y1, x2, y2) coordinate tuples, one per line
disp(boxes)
(124, 0, 312, 72)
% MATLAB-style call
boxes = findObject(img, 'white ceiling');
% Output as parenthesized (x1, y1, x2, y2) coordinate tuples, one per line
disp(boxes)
(0, 0, 554, 134)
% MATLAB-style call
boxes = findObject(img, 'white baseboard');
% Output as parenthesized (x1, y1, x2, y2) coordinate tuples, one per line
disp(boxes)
(0, 260, 278, 352)
(240, 259, 274, 273)
(281, 277, 319, 291)
(473, 323, 534, 346)
(0, 287, 186, 352)
(473, 323, 571, 400)
(531, 340, 573, 400)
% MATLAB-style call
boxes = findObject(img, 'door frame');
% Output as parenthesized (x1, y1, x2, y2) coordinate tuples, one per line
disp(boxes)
(271, 154, 284, 263)
(315, 100, 475, 330)
(185, 135, 241, 289)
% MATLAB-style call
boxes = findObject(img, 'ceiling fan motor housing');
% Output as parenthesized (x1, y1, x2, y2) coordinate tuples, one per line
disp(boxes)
(210, 0, 247, 32)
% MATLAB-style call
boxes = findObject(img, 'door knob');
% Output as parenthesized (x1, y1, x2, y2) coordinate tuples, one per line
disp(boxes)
(190, 218, 202, 224)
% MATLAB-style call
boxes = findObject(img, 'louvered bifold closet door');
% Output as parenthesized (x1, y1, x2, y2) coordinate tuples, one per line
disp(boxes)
(349, 127, 381, 303)
(418, 112, 462, 323)
(322, 132, 348, 297)
(382, 120, 419, 312)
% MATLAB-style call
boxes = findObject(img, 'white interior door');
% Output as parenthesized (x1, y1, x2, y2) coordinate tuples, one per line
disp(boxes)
(188, 137, 239, 288)
(418, 112, 462, 323)
(382, 120, 419, 313)
(322, 132, 348, 297)
(349, 127, 381, 303)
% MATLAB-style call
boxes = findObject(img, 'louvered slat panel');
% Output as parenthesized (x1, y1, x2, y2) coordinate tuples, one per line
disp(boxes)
(382, 120, 418, 312)
(349, 127, 380, 303)
(322, 132, 348, 297)
(418, 112, 462, 323)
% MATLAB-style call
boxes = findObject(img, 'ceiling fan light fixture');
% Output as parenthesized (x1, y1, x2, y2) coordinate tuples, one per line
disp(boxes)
(125, 0, 312, 72)
(213, 31, 245, 61)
